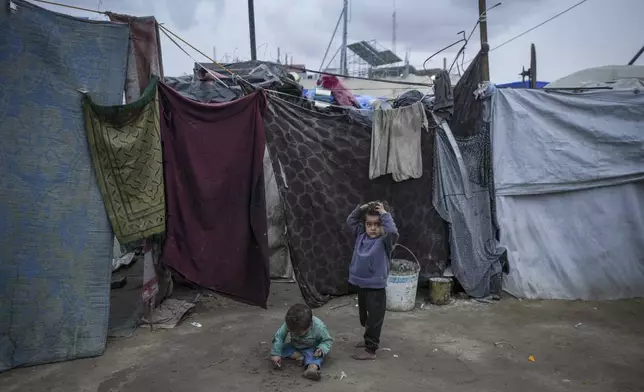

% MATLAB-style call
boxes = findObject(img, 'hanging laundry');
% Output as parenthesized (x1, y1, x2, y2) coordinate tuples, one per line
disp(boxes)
(107, 13, 164, 102)
(0, 0, 129, 371)
(158, 83, 270, 308)
(317, 74, 360, 108)
(105, 14, 169, 310)
(432, 69, 454, 119)
(264, 95, 448, 308)
(164, 72, 293, 282)
(83, 76, 166, 244)
(370, 101, 429, 182)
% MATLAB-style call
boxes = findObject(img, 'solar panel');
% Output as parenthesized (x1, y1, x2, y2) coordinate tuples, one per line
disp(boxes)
(379, 50, 402, 65)
(347, 41, 402, 66)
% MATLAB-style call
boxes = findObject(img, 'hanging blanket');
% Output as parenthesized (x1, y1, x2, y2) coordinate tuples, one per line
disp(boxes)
(264, 96, 448, 307)
(0, 0, 129, 371)
(83, 76, 165, 244)
(158, 83, 270, 308)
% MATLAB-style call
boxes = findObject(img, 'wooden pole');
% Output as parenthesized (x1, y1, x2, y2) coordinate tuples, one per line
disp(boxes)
(478, 0, 490, 81)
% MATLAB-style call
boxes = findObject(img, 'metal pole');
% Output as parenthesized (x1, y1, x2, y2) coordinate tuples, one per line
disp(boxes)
(325, 45, 342, 71)
(248, 0, 257, 60)
(319, 7, 345, 71)
(628, 45, 644, 65)
(341, 0, 349, 75)
(478, 0, 490, 81)
(392, 10, 397, 55)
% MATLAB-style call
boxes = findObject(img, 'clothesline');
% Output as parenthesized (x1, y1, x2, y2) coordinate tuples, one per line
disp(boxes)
(28, 0, 434, 112)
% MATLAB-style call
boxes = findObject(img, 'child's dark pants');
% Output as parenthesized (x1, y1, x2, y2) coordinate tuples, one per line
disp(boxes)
(357, 287, 386, 353)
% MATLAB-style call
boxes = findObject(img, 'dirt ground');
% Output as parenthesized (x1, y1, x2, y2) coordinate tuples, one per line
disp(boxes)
(1, 283, 643, 392)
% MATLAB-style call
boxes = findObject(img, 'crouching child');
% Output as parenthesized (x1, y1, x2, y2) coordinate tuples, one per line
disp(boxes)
(270, 304, 333, 381)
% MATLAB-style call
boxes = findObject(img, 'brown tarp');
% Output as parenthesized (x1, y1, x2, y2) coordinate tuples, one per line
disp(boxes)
(158, 82, 270, 308)
(107, 13, 164, 101)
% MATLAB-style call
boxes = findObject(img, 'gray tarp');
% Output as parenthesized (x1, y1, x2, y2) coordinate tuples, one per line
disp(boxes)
(433, 122, 504, 298)
(492, 87, 644, 300)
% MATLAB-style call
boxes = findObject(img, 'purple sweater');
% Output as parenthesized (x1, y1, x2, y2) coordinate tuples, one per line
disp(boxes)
(346, 206, 399, 289)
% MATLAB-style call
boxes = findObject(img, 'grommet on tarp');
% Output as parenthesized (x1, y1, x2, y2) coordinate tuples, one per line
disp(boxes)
(8, 0, 18, 14)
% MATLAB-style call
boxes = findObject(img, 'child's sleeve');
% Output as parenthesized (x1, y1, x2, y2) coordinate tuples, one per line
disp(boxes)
(315, 321, 334, 356)
(270, 323, 288, 356)
(381, 212, 399, 258)
(346, 205, 364, 236)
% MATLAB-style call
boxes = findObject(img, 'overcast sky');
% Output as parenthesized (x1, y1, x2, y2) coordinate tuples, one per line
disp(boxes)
(35, 0, 643, 83)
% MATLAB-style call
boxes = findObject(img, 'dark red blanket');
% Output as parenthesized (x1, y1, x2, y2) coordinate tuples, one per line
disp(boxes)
(158, 83, 270, 308)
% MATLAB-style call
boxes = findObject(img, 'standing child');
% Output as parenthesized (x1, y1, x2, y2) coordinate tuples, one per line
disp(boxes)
(346, 201, 399, 360)
(270, 304, 333, 381)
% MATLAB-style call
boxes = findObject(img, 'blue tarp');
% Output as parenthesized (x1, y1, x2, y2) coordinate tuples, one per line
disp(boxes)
(0, 0, 129, 371)
(496, 81, 548, 89)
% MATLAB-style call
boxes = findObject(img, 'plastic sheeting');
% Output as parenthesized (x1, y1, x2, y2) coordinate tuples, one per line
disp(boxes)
(433, 122, 504, 298)
(492, 88, 644, 300)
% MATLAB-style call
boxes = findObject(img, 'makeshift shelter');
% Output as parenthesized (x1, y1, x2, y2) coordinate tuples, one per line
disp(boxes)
(489, 82, 644, 300)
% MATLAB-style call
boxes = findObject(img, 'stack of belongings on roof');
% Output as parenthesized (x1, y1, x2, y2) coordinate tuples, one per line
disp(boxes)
(164, 60, 303, 104)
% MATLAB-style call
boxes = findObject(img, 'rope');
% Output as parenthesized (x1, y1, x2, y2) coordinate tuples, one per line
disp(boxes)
(460, 0, 591, 68)
(26, 0, 434, 111)
(158, 28, 229, 89)
(157, 24, 237, 78)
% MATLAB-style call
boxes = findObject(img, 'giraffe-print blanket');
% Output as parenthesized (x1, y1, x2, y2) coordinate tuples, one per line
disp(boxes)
(264, 96, 448, 307)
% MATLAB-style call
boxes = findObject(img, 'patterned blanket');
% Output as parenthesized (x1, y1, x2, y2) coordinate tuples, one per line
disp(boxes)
(264, 96, 448, 307)
(83, 76, 165, 244)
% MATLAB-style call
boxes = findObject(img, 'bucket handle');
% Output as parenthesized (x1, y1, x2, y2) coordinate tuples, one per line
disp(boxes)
(391, 243, 420, 270)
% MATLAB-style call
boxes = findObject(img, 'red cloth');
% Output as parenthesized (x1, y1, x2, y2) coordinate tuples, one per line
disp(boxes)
(317, 74, 359, 108)
(107, 13, 164, 99)
(158, 83, 270, 308)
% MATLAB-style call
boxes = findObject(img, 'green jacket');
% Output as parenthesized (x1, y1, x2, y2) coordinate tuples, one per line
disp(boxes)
(271, 316, 333, 356)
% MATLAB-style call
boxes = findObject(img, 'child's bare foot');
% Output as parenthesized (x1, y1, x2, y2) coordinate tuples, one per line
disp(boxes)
(352, 349, 377, 360)
(302, 365, 321, 381)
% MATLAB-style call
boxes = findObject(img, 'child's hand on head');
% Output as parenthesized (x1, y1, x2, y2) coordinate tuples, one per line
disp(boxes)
(375, 202, 387, 215)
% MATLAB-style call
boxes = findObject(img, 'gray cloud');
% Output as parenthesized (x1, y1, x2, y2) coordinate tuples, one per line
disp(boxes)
(29, 0, 644, 82)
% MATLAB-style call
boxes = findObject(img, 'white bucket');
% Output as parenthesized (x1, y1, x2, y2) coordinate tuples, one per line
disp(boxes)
(386, 244, 420, 312)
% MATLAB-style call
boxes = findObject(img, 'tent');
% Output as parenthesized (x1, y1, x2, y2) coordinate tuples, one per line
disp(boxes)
(488, 83, 644, 300)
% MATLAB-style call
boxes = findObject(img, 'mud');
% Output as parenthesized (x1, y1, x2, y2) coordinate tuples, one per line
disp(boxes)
(1, 286, 643, 392)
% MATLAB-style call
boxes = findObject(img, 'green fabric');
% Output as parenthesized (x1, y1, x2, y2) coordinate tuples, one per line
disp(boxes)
(271, 316, 334, 356)
(83, 77, 165, 244)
